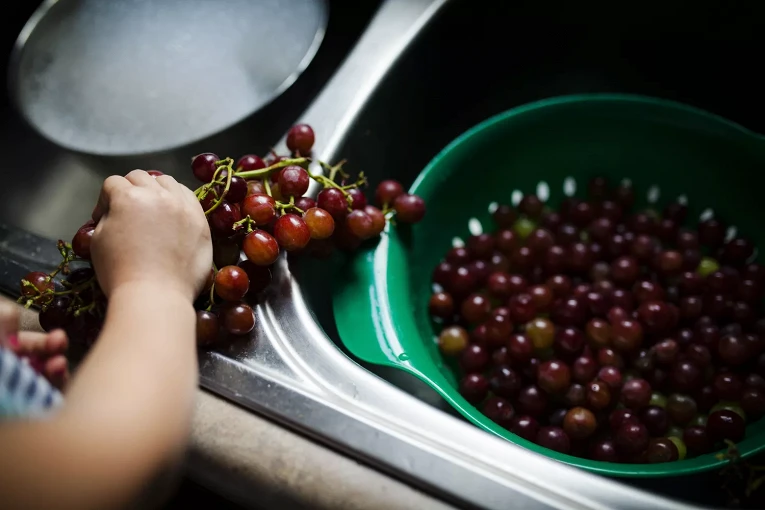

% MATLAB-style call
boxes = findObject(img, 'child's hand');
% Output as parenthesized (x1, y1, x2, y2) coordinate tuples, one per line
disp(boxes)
(90, 170, 212, 302)
(0, 302, 69, 390)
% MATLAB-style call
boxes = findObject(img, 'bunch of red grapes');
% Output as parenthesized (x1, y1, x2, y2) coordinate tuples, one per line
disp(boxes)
(429, 177, 765, 464)
(18, 124, 425, 348)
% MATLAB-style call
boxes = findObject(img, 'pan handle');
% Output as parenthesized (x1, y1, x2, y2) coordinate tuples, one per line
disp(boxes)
(280, 0, 448, 166)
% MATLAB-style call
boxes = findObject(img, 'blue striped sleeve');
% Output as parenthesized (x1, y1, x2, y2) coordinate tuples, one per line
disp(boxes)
(0, 346, 63, 418)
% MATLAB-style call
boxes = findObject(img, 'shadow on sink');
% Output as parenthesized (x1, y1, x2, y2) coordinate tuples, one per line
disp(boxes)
(296, 0, 765, 507)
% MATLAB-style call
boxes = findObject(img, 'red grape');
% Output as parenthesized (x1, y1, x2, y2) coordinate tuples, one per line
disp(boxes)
(238, 260, 272, 296)
(243, 230, 279, 266)
(215, 265, 250, 302)
(196, 310, 220, 346)
(536, 426, 571, 453)
(273, 214, 311, 251)
(510, 415, 540, 442)
(210, 201, 242, 237)
(286, 124, 315, 154)
(429, 292, 454, 318)
(21, 271, 54, 302)
(346, 210, 376, 240)
(393, 194, 426, 223)
(278, 166, 310, 198)
(72, 226, 95, 259)
(236, 154, 266, 171)
(317, 188, 349, 219)
(707, 409, 745, 443)
(537, 360, 571, 394)
(192, 153, 219, 182)
(459, 373, 489, 404)
(241, 194, 277, 226)
(563, 407, 597, 440)
(220, 302, 255, 336)
(302, 207, 335, 240)
(482, 397, 516, 428)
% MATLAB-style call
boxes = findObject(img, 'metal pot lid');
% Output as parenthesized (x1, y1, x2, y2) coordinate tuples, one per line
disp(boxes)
(10, 0, 327, 156)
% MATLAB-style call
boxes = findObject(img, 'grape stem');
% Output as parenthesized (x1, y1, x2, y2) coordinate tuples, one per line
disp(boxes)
(275, 196, 303, 215)
(202, 160, 234, 216)
(235, 157, 309, 180)
(233, 216, 256, 234)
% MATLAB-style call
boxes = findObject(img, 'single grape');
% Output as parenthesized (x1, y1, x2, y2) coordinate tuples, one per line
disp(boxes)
(39, 296, 72, 332)
(495, 229, 519, 254)
(621, 378, 652, 409)
(518, 195, 544, 219)
(220, 302, 255, 336)
(586, 380, 612, 410)
(550, 297, 588, 327)
(461, 293, 491, 324)
(485, 314, 513, 348)
(286, 124, 315, 154)
(611, 256, 640, 286)
(393, 194, 426, 223)
(236, 154, 266, 172)
(343, 210, 376, 240)
(633, 280, 665, 303)
(273, 214, 311, 251)
(571, 356, 597, 383)
(555, 327, 586, 358)
(460, 344, 489, 373)
(697, 256, 720, 277)
(317, 188, 349, 219)
(646, 438, 679, 463)
(508, 293, 536, 324)
(72, 226, 95, 259)
(528, 284, 554, 312)
(585, 318, 612, 349)
(598, 366, 624, 391)
(510, 415, 540, 442)
(241, 193, 277, 226)
(439, 325, 469, 356)
(482, 397, 516, 428)
(564, 383, 587, 408)
(742, 388, 765, 419)
(210, 201, 242, 237)
(277, 166, 310, 198)
(614, 421, 649, 455)
(348, 188, 368, 210)
(428, 292, 454, 318)
(214, 265, 250, 302)
(238, 260, 272, 296)
(640, 405, 670, 436)
(718, 334, 750, 366)
(192, 153, 219, 182)
(563, 406, 597, 440)
(671, 360, 703, 393)
(508, 333, 534, 364)
(302, 207, 335, 240)
(459, 373, 489, 404)
(517, 385, 549, 417)
(654, 339, 679, 365)
(213, 238, 241, 268)
(492, 204, 518, 228)
(682, 426, 711, 456)
(707, 409, 746, 443)
(666, 393, 698, 426)
(514, 218, 537, 240)
(375, 180, 404, 207)
(243, 230, 280, 266)
(721, 238, 755, 266)
(611, 319, 643, 352)
(196, 310, 220, 346)
(363, 205, 386, 237)
(537, 360, 571, 394)
(21, 271, 54, 302)
(489, 365, 522, 399)
(713, 373, 744, 401)
(536, 426, 571, 454)
(590, 438, 619, 462)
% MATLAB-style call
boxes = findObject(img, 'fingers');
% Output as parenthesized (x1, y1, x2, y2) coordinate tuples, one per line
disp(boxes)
(44, 355, 69, 391)
(155, 174, 182, 195)
(0, 301, 20, 348)
(124, 169, 158, 188)
(180, 183, 203, 210)
(93, 175, 131, 222)
(14, 329, 68, 358)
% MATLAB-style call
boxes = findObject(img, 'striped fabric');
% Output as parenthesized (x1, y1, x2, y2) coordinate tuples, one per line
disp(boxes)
(0, 346, 63, 418)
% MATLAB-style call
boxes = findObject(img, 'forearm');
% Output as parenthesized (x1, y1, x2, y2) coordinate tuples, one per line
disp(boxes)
(0, 284, 198, 510)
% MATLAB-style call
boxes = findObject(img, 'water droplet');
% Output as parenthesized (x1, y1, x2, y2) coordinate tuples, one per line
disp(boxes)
(511, 190, 523, 206)
(699, 208, 714, 222)
(488, 201, 498, 213)
(398, 353, 410, 361)
(678, 194, 688, 205)
(725, 225, 738, 242)
(563, 177, 576, 196)
(536, 181, 550, 202)
(647, 185, 660, 204)
(468, 218, 483, 236)
(452, 237, 464, 248)
(432, 283, 443, 293)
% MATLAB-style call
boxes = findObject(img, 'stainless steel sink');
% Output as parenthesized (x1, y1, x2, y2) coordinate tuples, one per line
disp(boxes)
(3, 1, 763, 508)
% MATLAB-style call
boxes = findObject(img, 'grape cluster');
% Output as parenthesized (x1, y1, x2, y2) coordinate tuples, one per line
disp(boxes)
(429, 177, 765, 464)
(19, 124, 425, 347)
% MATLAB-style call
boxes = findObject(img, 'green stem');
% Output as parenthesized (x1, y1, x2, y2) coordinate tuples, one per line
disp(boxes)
(235, 157, 309, 180)
(262, 177, 272, 197)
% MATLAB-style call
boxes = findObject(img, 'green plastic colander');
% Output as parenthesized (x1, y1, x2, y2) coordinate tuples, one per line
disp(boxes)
(332, 94, 765, 477)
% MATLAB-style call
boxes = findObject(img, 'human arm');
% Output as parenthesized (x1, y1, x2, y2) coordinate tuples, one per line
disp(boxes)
(0, 171, 212, 510)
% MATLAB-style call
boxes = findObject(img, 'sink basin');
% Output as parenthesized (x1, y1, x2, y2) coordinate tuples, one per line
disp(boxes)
(2, 0, 762, 508)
